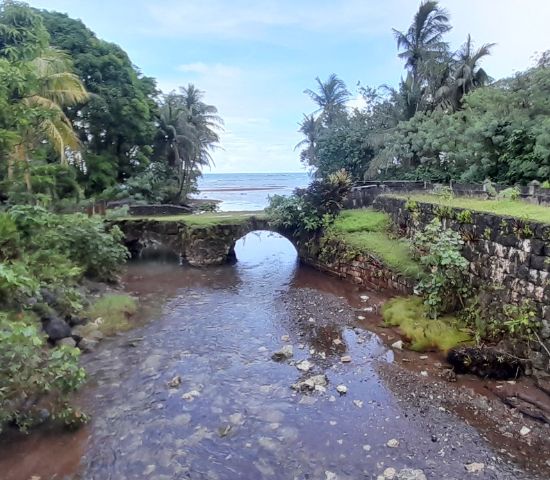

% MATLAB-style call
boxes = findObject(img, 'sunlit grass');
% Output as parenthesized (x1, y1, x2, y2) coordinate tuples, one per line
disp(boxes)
(330, 209, 422, 278)
(389, 193, 550, 224)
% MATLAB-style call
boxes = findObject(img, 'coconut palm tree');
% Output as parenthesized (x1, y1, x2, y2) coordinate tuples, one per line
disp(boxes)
(178, 84, 223, 198)
(155, 85, 222, 202)
(436, 35, 494, 111)
(393, 1, 451, 82)
(10, 48, 89, 191)
(294, 114, 320, 168)
(304, 74, 349, 126)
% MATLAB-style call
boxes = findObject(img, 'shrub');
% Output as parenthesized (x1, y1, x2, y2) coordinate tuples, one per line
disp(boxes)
(0, 262, 38, 305)
(7, 206, 129, 283)
(498, 186, 520, 200)
(0, 213, 20, 260)
(412, 219, 470, 318)
(432, 184, 453, 200)
(267, 169, 352, 238)
(0, 313, 87, 433)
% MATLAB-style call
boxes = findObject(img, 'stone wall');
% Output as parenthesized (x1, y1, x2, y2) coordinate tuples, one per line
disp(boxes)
(298, 237, 415, 295)
(346, 181, 550, 209)
(374, 195, 550, 368)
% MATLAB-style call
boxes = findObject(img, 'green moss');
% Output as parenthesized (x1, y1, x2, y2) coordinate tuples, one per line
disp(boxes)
(389, 194, 550, 224)
(329, 209, 421, 279)
(84, 294, 137, 336)
(382, 296, 472, 352)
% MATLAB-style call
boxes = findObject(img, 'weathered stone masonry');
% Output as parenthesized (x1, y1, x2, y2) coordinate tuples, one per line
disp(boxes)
(374, 195, 550, 361)
(115, 216, 277, 266)
(298, 238, 415, 295)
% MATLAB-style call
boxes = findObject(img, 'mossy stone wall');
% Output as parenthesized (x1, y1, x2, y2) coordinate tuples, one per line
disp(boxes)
(374, 195, 550, 358)
(298, 236, 415, 294)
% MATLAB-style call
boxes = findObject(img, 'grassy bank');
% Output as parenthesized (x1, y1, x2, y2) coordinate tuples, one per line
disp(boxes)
(84, 294, 138, 336)
(388, 193, 550, 224)
(120, 211, 267, 228)
(329, 209, 422, 279)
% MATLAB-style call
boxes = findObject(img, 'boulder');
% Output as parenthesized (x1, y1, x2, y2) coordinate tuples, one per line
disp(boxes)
(66, 314, 88, 327)
(40, 288, 58, 306)
(42, 315, 71, 342)
(447, 346, 523, 380)
(57, 337, 77, 348)
(78, 338, 98, 353)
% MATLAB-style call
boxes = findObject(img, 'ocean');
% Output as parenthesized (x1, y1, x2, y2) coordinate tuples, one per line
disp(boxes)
(195, 172, 311, 211)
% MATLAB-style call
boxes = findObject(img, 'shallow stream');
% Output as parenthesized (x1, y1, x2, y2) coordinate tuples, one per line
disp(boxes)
(0, 232, 538, 479)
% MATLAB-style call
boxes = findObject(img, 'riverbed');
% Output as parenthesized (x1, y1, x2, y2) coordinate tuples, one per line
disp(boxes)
(0, 232, 547, 479)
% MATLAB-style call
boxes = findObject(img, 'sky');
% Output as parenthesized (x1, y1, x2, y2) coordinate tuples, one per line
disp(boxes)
(29, 0, 550, 173)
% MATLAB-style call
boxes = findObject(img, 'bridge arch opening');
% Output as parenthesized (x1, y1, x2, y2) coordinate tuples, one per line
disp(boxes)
(232, 230, 298, 268)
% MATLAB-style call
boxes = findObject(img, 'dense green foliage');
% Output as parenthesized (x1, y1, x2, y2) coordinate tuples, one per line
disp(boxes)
(39, 10, 158, 190)
(0, 205, 128, 432)
(412, 218, 469, 317)
(0, 312, 87, 432)
(0, 1, 221, 207)
(266, 170, 351, 238)
(296, 1, 550, 185)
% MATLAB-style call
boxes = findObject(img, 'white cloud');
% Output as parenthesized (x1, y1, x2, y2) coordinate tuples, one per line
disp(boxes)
(178, 62, 242, 79)
(143, 0, 404, 40)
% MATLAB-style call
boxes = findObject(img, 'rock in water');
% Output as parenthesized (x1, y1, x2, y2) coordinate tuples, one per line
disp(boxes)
(291, 374, 328, 392)
(271, 345, 293, 362)
(464, 463, 484, 473)
(397, 469, 427, 480)
(336, 385, 348, 394)
(296, 360, 312, 372)
(447, 346, 523, 380)
(386, 439, 399, 448)
(42, 315, 71, 342)
(168, 375, 182, 388)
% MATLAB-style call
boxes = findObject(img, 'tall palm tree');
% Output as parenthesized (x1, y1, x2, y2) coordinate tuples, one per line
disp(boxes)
(436, 35, 494, 111)
(10, 48, 89, 191)
(393, 1, 451, 82)
(304, 74, 349, 126)
(155, 85, 223, 202)
(178, 84, 223, 197)
(294, 114, 320, 167)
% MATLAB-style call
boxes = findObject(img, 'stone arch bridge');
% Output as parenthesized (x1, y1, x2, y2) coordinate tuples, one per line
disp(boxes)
(113, 214, 297, 267)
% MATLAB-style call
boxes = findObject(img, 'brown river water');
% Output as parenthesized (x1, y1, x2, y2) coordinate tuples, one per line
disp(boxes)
(0, 232, 544, 479)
